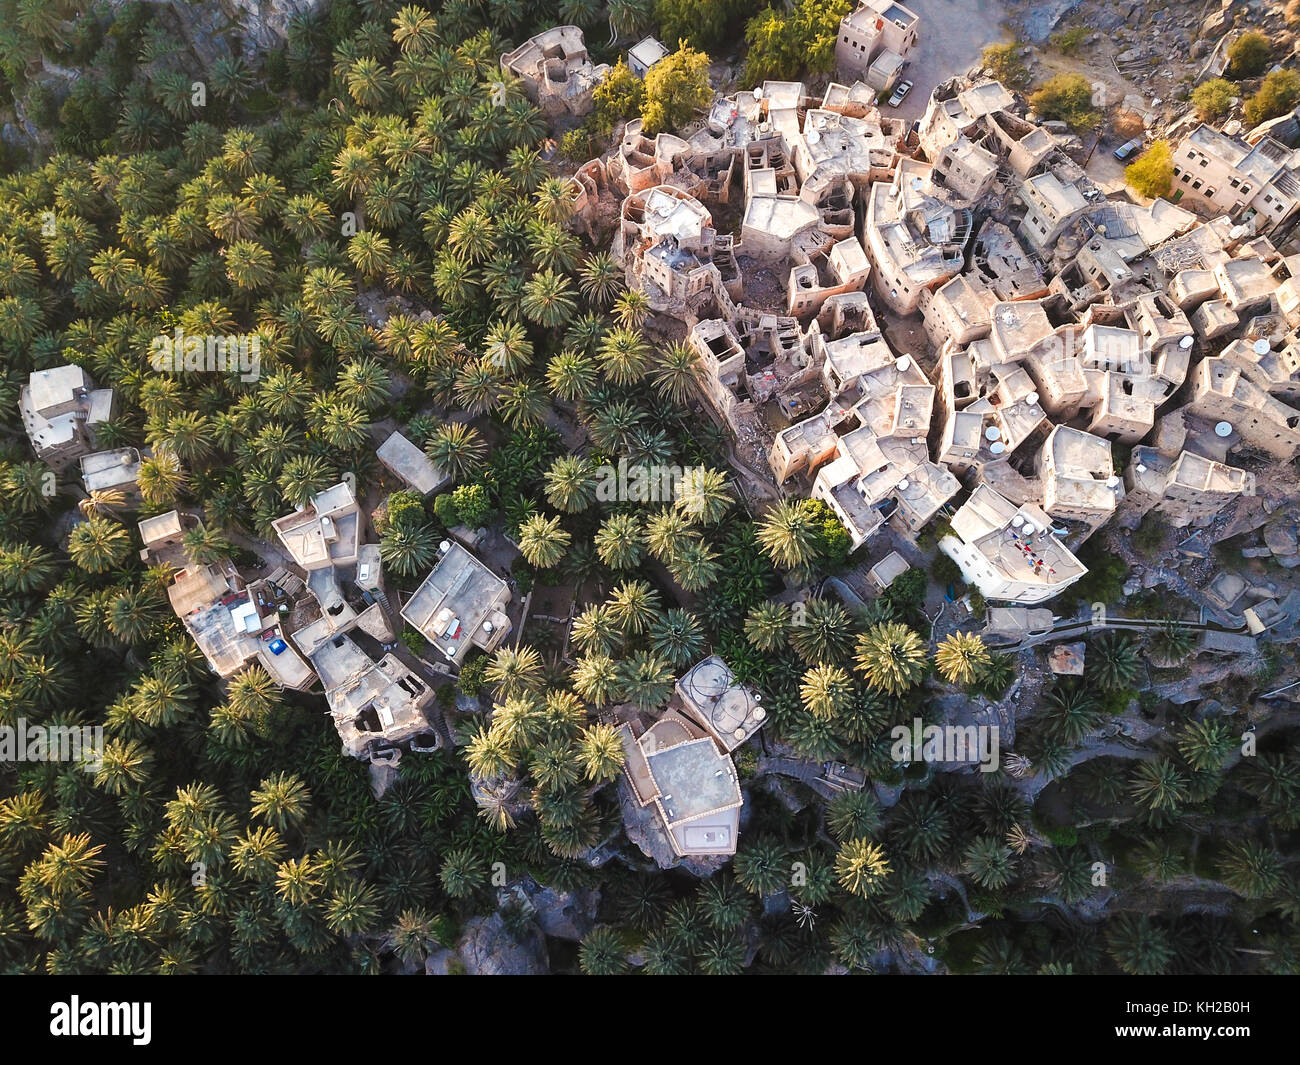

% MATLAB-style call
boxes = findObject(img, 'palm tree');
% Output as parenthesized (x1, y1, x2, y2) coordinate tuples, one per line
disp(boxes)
(1041, 682, 1101, 745)
(139, 449, 187, 506)
(853, 622, 927, 696)
(935, 632, 991, 685)
(1106, 914, 1174, 975)
(649, 609, 704, 669)
(485, 646, 544, 698)
(594, 512, 643, 570)
(545, 349, 599, 404)
(597, 327, 651, 386)
(612, 288, 651, 330)
(744, 600, 791, 651)
(521, 269, 578, 328)
(338, 357, 392, 411)
(178, 525, 231, 566)
(606, 579, 661, 635)
(643, 507, 692, 564)
(617, 650, 675, 710)
(454, 357, 502, 416)
(674, 466, 732, 524)
(579, 926, 628, 975)
(1218, 839, 1283, 898)
(425, 423, 487, 481)
(1146, 618, 1195, 667)
(465, 724, 517, 780)
(571, 605, 623, 656)
(587, 399, 643, 452)
(1176, 718, 1237, 773)
(799, 663, 854, 721)
(517, 513, 571, 568)
(67, 516, 131, 574)
(964, 836, 1016, 889)
(834, 837, 890, 898)
(107, 587, 163, 645)
(94, 737, 154, 795)
(757, 500, 819, 570)
(668, 540, 721, 592)
(544, 455, 597, 513)
(439, 847, 486, 898)
(570, 652, 621, 706)
(249, 773, 312, 832)
(578, 251, 623, 307)
(652, 342, 701, 405)
(1128, 756, 1189, 812)
(790, 598, 856, 664)
(579, 723, 626, 783)
(1089, 631, 1140, 691)
(379, 523, 437, 577)
(498, 380, 549, 429)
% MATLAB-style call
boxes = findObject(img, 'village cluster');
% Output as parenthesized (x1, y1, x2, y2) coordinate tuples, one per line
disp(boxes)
(20, 1, 1300, 863)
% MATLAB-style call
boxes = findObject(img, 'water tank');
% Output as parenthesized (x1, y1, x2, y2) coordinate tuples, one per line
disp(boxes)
(1026, 391, 1040, 406)
(990, 440, 1006, 455)
(439, 540, 451, 553)
(985, 425, 1001, 441)
(1179, 335, 1194, 349)
(1214, 421, 1233, 438)
(1254, 338, 1271, 355)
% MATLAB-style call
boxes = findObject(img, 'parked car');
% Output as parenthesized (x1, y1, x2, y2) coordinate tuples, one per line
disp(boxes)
(1113, 137, 1144, 161)
(888, 80, 913, 108)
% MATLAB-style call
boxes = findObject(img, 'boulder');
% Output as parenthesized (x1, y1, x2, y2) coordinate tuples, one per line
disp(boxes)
(457, 914, 549, 975)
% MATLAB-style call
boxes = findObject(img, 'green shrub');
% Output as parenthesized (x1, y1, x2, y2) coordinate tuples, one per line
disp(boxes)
(1050, 26, 1088, 55)
(451, 483, 492, 528)
(433, 493, 459, 528)
(1029, 73, 1100, 131)
(1244, 69, 1300, 127)
(1226, 31, 1271, 78)
(458, 653, 487, 697)
(1191, 78, 1235, 121)
(981, 42, 1029, 88)
(1126, 141, 1173, 198)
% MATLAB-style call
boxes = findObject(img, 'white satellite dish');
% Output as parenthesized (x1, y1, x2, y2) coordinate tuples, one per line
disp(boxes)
(439, 540, 451, 552)
(1229, 224, 1248, 239)
(754, 87, 763, 99)
(985, 426, 1001, 441)
(898, 478, 910, 490)
(1254, 338, 1271, 355)
(1011, 515, 1025, 528)
(990, 441, 1006, 455)
(1026, 391, 1040, 406)
(1179, 335, 1194, 349)
(1106, 475, 1120, 488)
(896, 355, 910, 371)
(1136, 463, 1147, 473)
(1214, 421, 1233, 438)
(806, 129, 821, 145)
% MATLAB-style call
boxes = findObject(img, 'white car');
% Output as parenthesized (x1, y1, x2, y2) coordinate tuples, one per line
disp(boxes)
(888, 80, 913, 107)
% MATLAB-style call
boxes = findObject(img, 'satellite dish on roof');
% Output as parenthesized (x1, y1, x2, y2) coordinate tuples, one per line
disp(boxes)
(483, 621, 494, 633)
(1214, 421, 1233, 438)
(1230, 224, 1248, 239)
(1179, 335, 1194, 349)
(898, 478, 910, 490)
(806, 129, 821, 145)
(754, 87, 763, 99)
(1026, 391, 1040, 406)
(439, 540, 451, 552)
(1254, 338, 1271, 355)
(1106, 475, 1120, 488)
(990, 441, 1006, 455)
(1011, 515, 1025, 528)
(985, 425, 1001, 441)
(896, 355, 910, 371)
(1136, 463, 1147, 473)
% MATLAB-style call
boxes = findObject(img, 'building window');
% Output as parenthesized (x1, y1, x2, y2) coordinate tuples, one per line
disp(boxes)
(1192, 179, 1202, 190)
(1181, 173, 1191, 183)
(1264, 193, 1273, 203)
(1230, 177, 1240, 188)
(1242, 184, 1251, 194)
(1200, 159, 1209, 168)
(1173, 166, 1181, 176)
(1205, 187, 1216, 197)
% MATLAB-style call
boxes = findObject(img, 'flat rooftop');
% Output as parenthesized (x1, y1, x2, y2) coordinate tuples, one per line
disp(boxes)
(646, 738, 741, 826)
(400, 542, 510, 665)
